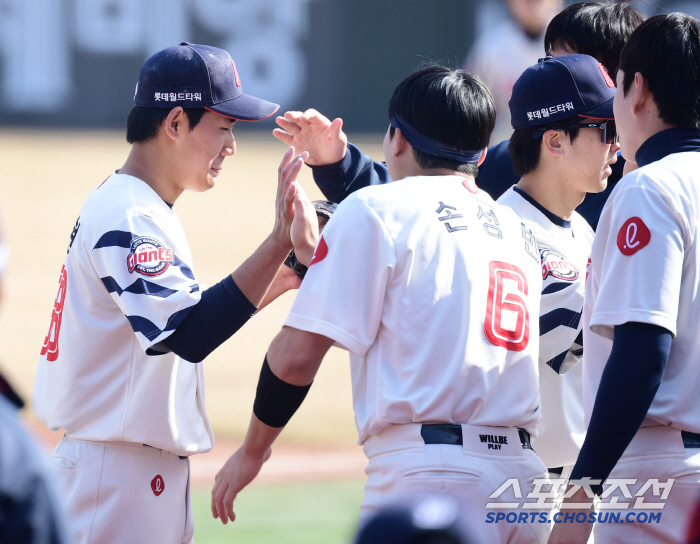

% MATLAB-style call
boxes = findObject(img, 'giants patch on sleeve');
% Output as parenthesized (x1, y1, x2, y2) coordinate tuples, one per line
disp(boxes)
(127, 236, 174, 276)
(617, 217, 651, 256)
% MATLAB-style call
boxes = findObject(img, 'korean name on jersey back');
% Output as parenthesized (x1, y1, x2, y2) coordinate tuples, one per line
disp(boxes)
(540, 246, 578, 281)
(126, 236, 174, 276)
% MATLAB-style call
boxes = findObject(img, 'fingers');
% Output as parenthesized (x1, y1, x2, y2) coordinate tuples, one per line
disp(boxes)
(224, 486, 238, 523)
(277, 146, 295, 176)
(211, 479, 229, 523)
(275, 116, 301, 136)
(280, 151, 308, 187)
(272, 128, 293, 145)
(329, 117, 344, 140)
(299, 109, 330, 127)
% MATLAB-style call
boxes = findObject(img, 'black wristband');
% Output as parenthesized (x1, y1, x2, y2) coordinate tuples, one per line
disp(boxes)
(253, 355, 312, 428)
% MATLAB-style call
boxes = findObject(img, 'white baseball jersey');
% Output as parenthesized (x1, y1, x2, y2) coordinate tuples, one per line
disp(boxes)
(583, 151, 700, 431)
(33, 173, 214, 456)
(284, 175, 543, 444)
(498, 187, 590, 468)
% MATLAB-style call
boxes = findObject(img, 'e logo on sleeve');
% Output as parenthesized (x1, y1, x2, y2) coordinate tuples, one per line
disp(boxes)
(617, 217, 651, 256)
(310, 236, 328, 266)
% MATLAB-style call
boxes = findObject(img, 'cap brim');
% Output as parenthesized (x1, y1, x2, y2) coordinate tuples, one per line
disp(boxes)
(580, 95, 614, 120)
(207, 93, 280, 121)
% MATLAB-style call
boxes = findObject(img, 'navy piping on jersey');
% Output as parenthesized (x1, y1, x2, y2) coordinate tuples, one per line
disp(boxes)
(539, 307, 582, 336)
(101, 276, 178, 298)
(635, 127, 700, 167)
(128, 306, 193, 343)
(92, 230, 195, 280)
(512, 187, 571, 228)
(542, 282, 572, 295)
(546, 350, 569, 374)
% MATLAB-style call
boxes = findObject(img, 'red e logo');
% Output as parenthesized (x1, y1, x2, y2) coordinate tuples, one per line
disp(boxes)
(310, 236, 328, 266)
(151, 475, 164, 496)
(617, 217, 651, 256)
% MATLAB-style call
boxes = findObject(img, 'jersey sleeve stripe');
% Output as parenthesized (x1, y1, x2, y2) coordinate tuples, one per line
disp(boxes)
(100, 276, 178, 298)
(545, 349, 568, 373)
(539, 307, 582, 335)
(126, 306, 194, 341)
(93, 230, 134, 250)
(542, 282, 573, 295)
(172, 255, 195, 280)
(92, 230, 195, 279)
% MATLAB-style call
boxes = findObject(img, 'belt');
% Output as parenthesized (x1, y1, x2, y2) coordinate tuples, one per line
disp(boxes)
(682, 430, 700, 448)
(420, 424, 532, 450)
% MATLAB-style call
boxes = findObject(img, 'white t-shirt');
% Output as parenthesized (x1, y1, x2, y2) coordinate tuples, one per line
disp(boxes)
(32, 174, 214, 456)
(284, 175, 543, 444)
(583, 152, 700, 432)
(499, 187, 591, 468)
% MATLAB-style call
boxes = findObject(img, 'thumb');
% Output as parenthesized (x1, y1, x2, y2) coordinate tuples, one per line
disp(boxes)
(330, 118, 345, 141)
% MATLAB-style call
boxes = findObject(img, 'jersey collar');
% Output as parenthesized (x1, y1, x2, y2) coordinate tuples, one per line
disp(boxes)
(635, 127, 700, 168)
(513, 186, 571, 229)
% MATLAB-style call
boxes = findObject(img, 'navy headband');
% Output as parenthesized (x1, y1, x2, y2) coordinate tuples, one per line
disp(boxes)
(389, 115, 484, 164)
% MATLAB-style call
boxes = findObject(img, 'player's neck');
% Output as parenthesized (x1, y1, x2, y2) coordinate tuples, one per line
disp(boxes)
(119, 144, 184, 205)
(394, 162, 474, 181)
(516, 171, 582, 222)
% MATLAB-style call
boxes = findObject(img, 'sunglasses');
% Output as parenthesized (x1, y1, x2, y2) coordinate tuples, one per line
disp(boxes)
(530, 119, 618, 145)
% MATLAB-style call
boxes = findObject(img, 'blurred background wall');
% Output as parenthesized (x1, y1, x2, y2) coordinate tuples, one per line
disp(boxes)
(1, 0, 697, 133)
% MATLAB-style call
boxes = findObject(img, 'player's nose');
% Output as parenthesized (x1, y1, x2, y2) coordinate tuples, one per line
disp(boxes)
(222, 134, 235, 157)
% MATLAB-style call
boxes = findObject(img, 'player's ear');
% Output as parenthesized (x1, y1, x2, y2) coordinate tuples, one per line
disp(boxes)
(392, 127, 409, 157)
(163, 107, 186, 141)
(542, 129, 565, 158)
(477, 147, 488, 167)
(630, 72, 651, 115)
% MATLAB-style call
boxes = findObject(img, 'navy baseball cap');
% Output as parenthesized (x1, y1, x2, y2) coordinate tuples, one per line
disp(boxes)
(355, 496, 469, 544)
(134, 42, 279, 121)
(509, 54, 616, 129)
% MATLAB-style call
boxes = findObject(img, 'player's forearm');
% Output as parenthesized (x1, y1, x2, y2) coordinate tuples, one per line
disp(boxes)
(569, 322, 672, 492)
(311, 142, 391, 203)
(231, 234, 292, 308)
(161, 275, 256, 362)
(242, 414, 285, 459)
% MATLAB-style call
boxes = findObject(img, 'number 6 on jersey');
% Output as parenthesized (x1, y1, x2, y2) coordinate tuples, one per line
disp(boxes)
(484, 261, 530, 351)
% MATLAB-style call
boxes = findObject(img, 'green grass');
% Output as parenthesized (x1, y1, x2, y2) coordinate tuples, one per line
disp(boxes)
(192, 480, 365, 543)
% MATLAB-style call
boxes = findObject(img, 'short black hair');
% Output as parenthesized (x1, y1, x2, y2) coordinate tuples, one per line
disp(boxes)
(545, 2, 646, 80)
(509, 119, 581, 177)
(387, 66, 495, 177)
(126, 106, 208, 144)
(620, 13, 700, 130)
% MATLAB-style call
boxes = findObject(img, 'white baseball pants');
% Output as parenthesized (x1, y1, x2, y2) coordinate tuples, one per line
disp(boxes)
(49, 436, 194, 544)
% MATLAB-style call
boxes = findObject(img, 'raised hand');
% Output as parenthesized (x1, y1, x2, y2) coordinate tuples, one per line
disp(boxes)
(273, 109, 348, 166)
(272, 146, 309, 249)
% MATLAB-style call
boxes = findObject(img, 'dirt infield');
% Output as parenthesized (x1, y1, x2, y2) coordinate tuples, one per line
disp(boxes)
(0, 128, 383, 478)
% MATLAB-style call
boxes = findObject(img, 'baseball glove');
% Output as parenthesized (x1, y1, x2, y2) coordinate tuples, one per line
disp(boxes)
(284, 200, 337, 279)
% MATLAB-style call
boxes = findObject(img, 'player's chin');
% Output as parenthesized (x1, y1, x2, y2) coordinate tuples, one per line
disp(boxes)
(197, 172, 219, 192)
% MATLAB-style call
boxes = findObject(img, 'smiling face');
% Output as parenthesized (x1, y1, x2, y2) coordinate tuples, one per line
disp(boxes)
(177, 111, 236, 193)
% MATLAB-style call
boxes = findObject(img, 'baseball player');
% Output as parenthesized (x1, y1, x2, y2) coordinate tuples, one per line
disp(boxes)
(31, 42, 317, 544)
(501, 54, 619, 479)
(274, 59, 618, 481)
(276, 1, 644, 229)
(549, 13, 700, 544)
(211, 66, 550, 544)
